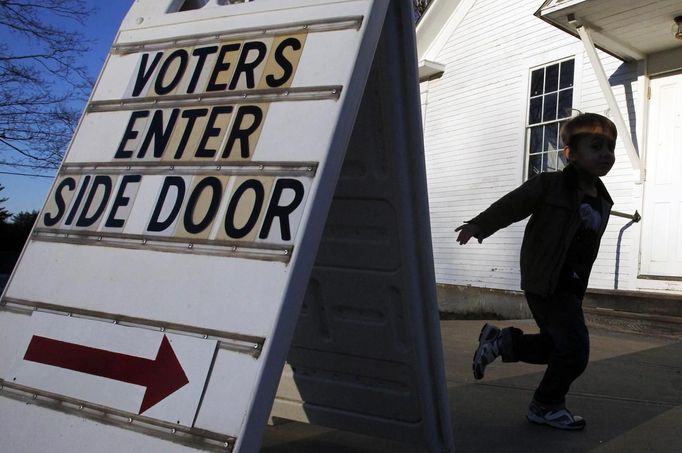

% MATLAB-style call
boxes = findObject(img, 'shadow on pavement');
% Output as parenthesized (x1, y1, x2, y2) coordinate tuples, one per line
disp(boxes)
(262, 422, 424, 453)
(262, 322, 681, 452)
(451, 342, 682, 452)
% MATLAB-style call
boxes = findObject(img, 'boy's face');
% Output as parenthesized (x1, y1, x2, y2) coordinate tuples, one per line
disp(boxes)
(564, 126, 616, 177)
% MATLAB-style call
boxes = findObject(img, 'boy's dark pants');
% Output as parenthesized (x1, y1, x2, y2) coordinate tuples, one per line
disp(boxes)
(499, 290, 590, 407)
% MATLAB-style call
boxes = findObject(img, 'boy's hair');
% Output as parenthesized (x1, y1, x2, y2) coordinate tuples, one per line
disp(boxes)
(560, 113, 617, 148)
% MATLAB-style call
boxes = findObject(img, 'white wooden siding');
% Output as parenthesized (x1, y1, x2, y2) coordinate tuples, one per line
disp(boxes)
(421, 0, 682, 295)
(580, 50, 644, 292)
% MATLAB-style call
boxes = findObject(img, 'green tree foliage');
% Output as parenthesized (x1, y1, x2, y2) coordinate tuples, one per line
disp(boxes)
(413, 0, 432, 20)
(0, 209, 37, 273)
(0, 184, 12, 223)
(11, 210, 38, 231)
(0, 184, 10, 223)
(0, 185, 38, 273)
(0, 0, 94, 170)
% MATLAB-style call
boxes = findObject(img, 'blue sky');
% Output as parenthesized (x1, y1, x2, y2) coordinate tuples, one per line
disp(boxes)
(1, 1, 132, 216)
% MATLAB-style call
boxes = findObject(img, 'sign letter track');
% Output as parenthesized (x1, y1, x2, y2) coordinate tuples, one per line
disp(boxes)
(23, 335, 189, 414)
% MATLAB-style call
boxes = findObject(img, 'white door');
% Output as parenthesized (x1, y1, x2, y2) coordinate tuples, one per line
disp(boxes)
(640, 73, 682, 278)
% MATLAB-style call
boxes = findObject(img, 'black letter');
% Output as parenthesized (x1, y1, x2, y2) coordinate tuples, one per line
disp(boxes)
(173, 108, 209, 159)
(259, 179, 304, 241)
(222, 105, 263, 159)
(115, 111, 150, 159)
(183, 177, 223, 234)
(147, 177, 186, 232)
(43, 178, 77, 227)
(187, 46, 218, 93)
(133, 52, 163, 97)
(76, 176, 113, 228)
(229, 41, 268, 90)
(155, 49, 189, 95)
(224, 179, 264, 239)
(64, 175, 92, 226)
(265, 37, 301, 88)
(138, 109, 180, 159)
(206, 43, 241, 92)
(105, 175, 142, 228)
(196, 106, 233, 158)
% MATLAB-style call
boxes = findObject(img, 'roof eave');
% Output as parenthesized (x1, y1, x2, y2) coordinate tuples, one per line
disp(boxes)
(533, 7, 636, 62)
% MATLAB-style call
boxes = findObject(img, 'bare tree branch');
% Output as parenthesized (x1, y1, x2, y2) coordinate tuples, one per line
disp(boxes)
(0, 0, 94, 169)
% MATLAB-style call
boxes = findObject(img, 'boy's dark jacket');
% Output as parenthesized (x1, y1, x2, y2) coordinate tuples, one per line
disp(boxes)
(468, 164, 613, 297)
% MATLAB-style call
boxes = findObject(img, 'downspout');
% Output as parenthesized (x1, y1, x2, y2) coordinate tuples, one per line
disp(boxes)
(571, 19, 643, 182)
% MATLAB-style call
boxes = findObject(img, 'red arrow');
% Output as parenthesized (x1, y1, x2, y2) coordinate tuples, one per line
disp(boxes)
(23, 334, 189, 414)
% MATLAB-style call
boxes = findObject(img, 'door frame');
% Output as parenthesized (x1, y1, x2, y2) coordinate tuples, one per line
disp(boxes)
(638, 70, 682, 281)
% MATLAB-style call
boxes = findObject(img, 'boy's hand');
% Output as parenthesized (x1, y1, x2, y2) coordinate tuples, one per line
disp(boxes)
(455, 223, 482, 245)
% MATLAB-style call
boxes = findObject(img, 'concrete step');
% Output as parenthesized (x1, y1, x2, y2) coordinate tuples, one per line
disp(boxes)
(584, 307, 682, 339)
(436, 284, 682, 338)
(584, 288, 682, 317)
(583, 288, 682, 338)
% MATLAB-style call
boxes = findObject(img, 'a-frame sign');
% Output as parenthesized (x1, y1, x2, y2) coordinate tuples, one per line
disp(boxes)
(0, 1, 454, 452)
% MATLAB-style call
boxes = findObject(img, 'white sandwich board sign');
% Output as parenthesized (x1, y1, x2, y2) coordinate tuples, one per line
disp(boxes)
(0, 1, 454, 452)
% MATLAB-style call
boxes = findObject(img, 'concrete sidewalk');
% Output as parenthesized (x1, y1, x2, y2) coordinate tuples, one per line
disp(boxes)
(262, 320, 682, 452)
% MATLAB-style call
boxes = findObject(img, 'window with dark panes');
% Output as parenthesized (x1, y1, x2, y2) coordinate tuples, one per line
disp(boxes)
(526, 58, 574, 178)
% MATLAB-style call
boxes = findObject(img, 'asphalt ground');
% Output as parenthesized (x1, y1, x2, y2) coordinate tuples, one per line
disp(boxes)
(262, 320, 682, 453)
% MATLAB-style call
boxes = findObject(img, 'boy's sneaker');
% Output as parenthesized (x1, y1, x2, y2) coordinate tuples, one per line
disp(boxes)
(472, 323, 500, 380)
(526, 400, 586, 431)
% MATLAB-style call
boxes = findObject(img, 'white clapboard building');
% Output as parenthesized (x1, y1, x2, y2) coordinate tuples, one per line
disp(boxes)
(416, 0, 682, 324)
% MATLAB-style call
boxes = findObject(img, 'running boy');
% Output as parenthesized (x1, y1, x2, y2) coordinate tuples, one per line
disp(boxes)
(455, 113, 617, 430)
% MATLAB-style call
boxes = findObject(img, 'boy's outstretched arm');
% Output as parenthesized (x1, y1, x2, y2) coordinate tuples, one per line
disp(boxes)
(456, 173, 547, 244)
(455, 223, 481, 245)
